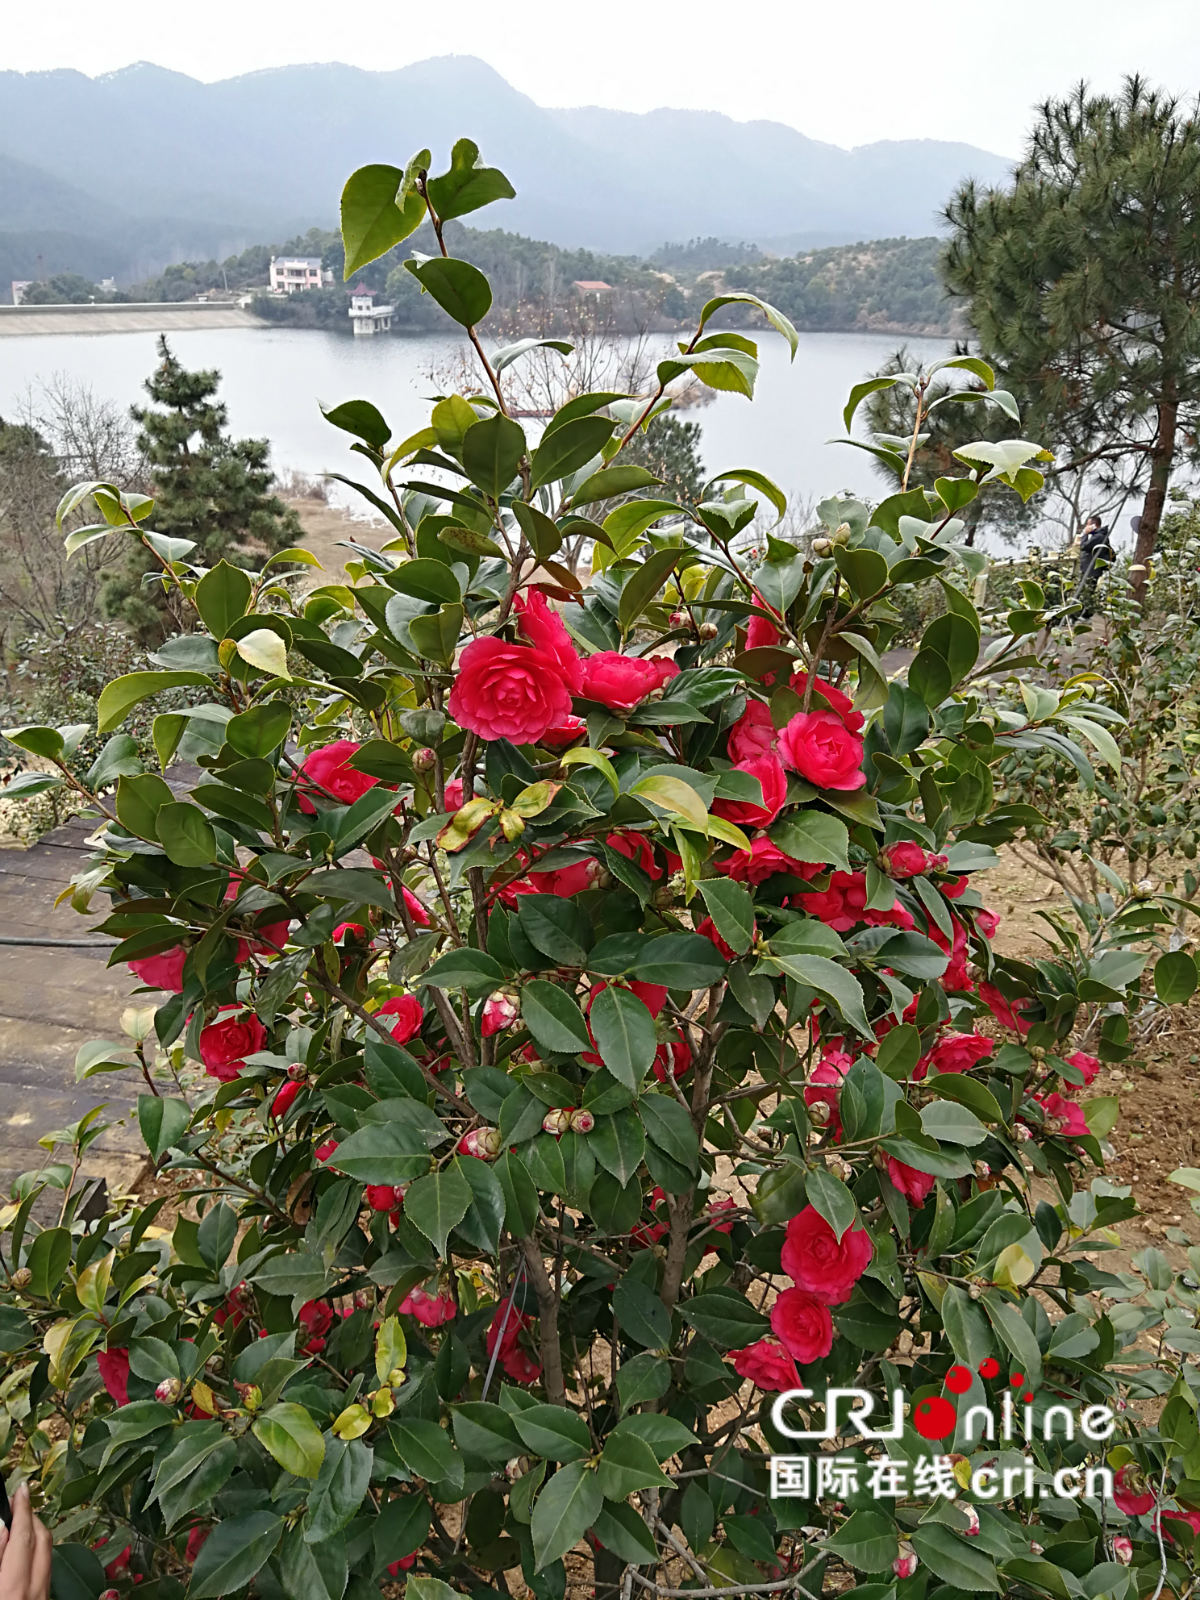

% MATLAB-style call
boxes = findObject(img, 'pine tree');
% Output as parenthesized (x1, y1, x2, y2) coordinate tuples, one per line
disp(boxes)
(106, 337, 302, 638)
(943, 77, 1200, 591)
(623, 412, 705, 504)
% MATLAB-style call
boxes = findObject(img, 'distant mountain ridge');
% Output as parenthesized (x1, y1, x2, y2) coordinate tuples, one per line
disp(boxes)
(0, 56, 1014, 283)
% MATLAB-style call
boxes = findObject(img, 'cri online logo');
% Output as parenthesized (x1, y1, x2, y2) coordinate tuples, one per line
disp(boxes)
(914, 1357, 1016, 1441)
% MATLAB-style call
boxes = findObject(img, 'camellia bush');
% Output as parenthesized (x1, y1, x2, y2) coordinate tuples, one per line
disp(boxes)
(5, 142, 1200, 1600)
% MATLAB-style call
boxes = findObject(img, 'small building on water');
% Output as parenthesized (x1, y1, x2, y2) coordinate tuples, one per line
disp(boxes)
(348, 286, 394, 336)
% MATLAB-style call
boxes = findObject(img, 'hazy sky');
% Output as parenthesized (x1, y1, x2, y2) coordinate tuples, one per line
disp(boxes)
(8, 0, 1200, 154)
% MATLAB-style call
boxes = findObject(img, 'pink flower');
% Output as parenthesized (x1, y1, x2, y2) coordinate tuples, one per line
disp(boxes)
(387, 1554, 418, 1576)
(483, 992, 519, 1037)
(199, 1007, 268, 1082)
(1063, 1049, 1101, 1087)
(514, 588, 584, 691)
(976, 907, 1000, 941)
(399, 1285, 457, 1327)
(1112, 1535, 1133, 1564)
(804, 1050, 853, 1139)
(458, 1127, 503, 1160)
(128, 945, 187, 992)
(744, 610, 782, 656)
(880, 841, 940, 878)
(721, 835, 820, 884)
(777, 710, 866, 791)
(540, 714, 588, 748)
(378, 994, 423, 1046)
(297, 740, 379, 813)
(606, 830, 664, 881)
(796, 870, 913, 933)
(781, 1205, 873, 1304)
(790, 671, 864, 733)
(444, 778, 465, 810)
(448, 636, 574, 744)
(886, 1157, 936, 1206)
(893, 1547, 918, 1580)
(401, 887, 431, 928)
(1114, 1464, 1156, 1516)
(727, 700, 777, 764)
(580, 652, 679, 713)
(730, 1337, 799, 1392)
(1036, 1092, 1090, 1139)
(770, 1287, 834, 1363)
(97, 1348, 130, 1406)
(919, 1031, 994, 1079)
(712, 753, 788, 829)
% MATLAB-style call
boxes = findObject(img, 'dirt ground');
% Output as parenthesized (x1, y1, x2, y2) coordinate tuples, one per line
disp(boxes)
(287, 495, 389, 576)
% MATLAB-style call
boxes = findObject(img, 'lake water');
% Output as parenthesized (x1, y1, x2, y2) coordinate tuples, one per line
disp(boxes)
(0, 325, 951, 512)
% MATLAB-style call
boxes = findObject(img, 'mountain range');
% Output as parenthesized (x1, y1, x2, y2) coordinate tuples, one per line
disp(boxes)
(0, 56, 1014, 284)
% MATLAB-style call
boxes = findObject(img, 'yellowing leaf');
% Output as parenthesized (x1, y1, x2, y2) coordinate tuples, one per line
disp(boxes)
(333, 1403, 373, 1440)
(235, 629, 291, 681)
(630, 774, 708, 831)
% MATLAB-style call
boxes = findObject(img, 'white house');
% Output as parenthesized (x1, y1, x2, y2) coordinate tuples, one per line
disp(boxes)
(348, 285, 394, 337)
(269, 256, 330, 294)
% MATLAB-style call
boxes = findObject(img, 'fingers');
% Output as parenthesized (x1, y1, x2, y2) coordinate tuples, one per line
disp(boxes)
(6, 1482, 32, 1557)
(29, 1516, 51, 1600)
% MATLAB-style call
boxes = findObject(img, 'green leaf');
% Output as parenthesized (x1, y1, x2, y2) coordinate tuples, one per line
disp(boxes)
(770, 809, 851, 872)
(96, 671, 210, 735)
(226, 701, 291, 759)
(115, 771, 173, 838)
(531, 1462, 604, 1572)
(425, 137, 516, 220)
(919, 1100, 988, 1146)
(408, 256, 492, 327)
(26, 1227, 71, 1300)
(1156, 949, 1198, 1005)
(154, 801, 217, 867)
(305, 1437, 373, 1542)
(618, 545, 687, 630)
(321, 1125, 432, 1187)
(424, 948, 505, 994)
(629, 773, 708, 829)
(522, 980, 592, 1053)
(679, 1288, 768, 1350)
(697, 878, 755, 956)
(252, 1402, 325, 1479)
(388, 1418, 462, 1485)
(587, 985, 656, 1092)
(517, 894, 591, 968)
(640, 1096, 699, 1175)
(236, 628, 291, 681)
(403, 1160, 473, 1254)
(805, 1166, 857, 1242)
(596, 1432, 672, 1499)
(530, 416, 616, 490)
(638, 932, 727, 988)
(697, 291, 800, 357)
(822, 1506, 899, 1574)
(590, 1502, 658, 1563)
(194, 560, 252, 638)
(321, 398, 392, 450)
(613, 1279, 671, 1349)
(493, 337, 574, 374)
(137, 1095, 190, 1163)
(462, 413, 526, 499)
(764, 952, 870, 1035)
(512, 1404, 592, 1462)
(341, 163, 425, 277)
(570, 464, 661, 506)
(278, 1533, 348, 1600)
(911, 1523, 1000, 1591)
(590, 1110, 646, 1187)
(188, 1511, 284, 1598)
(451, 1402, 523, 1462)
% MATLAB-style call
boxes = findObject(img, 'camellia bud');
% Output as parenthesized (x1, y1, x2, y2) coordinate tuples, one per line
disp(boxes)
(355, 1289, 374, 1310)
(542, 1107, 573, 1138)
(270, 1079, 301, 1120)
(1028, 1541, 1044, 1555)
(698, 621, 719, 640)
(365, 1184, 398, 1212)
(569, 1108, 595, 1134)
(973, 1160, 992, 1180)
(458, 1127, 503, 1160)
(413, 746, 437, 773)
(811, 536, 833, 557)
(1014, 1122, 1033, 1142)
(967, 1282, 982, 1300)
(238, 1383, 262, 1413)
(831, 521, 852, 545)
(287, 1061, 308, 1081)
(10, 1267, 32, 1290)
(155, 1377, 182, 1404)
(961, 1504, 980, 1537)
(669, 610, 687, 629)
(101, 1590, 122, 1600)
(1112, 1535, 1132, 1565)
(893, 1544, 917, 1580)
(807, 1099, 831, 1127)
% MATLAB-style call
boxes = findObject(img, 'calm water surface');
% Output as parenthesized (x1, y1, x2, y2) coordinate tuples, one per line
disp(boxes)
(0, 325, 950, 509)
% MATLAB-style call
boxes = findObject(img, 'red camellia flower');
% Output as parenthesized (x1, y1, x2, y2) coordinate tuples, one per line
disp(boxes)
(297, 739, 379, 814)
(270, 1079, 301, 1119)
(791, 671, 865, 734)
(727, 700, 777, 763)
(886, 1157, 936, 1206)
(1063, 1049, 1101, 1087)
(777, 709, 866, 791)
(606, 830, 664, 880)
(199, 1007, 268, 1082)
(579, 651, 679, 713)
(399, 1284, 458, 1327)
(448, 636, 574, 744)
(97, 1348, 130, 1406)
(514, 588, 584, 691)
(298, 1298, 335, 1352)
(721, 835, 819, 885)
(366, 1183, 398, 1212)
(730, 1337, 800, 1392)
(315, 1138, 339, 1163)
(770, 1286, 834, 1363)
(128, 945, 187, 993)
(781, 1204, 874, 1304)
(975, 906, 1001, 941)
(796, 870, 913, 934)
(185, 1528, 210, 1564)
(652, 1033, 692, 1083)
(526, 858, 603, 897)
(979, 981, 1035, 1035)
(401, 886, 431, 928)
(712, 753, 788, 828)
(1113, 1464, 1156, 1516)
(1036, 1091, 1090, 1139)
(589, 979, 668, 1019)
(1159, 1508, 1200, 1541)
(697, 915, 750, 963)
(880, 840, 941, 878)
(378, 994, 423, 1046)
(443, 777, 465, 810)
(803, 1049, 853, 1139)
(919, 1031, 995, 1079)
(540, 714, 588, 748)
(744, 609, 783, 656)
(486, 1303, 541, 1384)
(387, 1555, 418, 1577)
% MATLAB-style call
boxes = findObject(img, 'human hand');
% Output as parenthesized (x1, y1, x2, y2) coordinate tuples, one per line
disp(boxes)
(0, 1483, 52, 1600)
